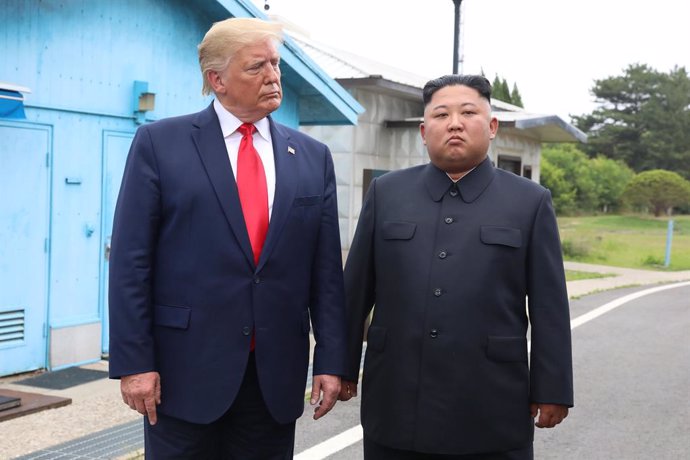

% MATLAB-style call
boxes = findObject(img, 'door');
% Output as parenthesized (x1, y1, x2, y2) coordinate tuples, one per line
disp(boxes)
(100, 131, 133, 354)
(0, 123, 50, 376)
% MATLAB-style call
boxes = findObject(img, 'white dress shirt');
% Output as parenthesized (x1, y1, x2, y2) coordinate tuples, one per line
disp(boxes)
(213, 99, 276, 219)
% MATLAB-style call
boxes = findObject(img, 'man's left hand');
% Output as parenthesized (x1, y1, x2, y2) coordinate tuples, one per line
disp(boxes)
(530, 403, 569, 428)
(310, 374, 341, 420)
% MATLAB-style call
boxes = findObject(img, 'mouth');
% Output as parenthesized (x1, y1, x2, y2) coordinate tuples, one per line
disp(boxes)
(446, 136, 465, 145)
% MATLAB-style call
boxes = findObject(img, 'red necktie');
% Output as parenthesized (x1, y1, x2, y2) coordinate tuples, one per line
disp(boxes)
(237, 123, 268, 352)
(236, 123, 269, 266)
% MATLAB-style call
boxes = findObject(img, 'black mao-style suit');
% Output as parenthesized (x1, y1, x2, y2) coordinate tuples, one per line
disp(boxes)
(344, 157, 573, 456)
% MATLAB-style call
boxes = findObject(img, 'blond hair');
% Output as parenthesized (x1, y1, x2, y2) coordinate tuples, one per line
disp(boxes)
(198, 17, 284, 96)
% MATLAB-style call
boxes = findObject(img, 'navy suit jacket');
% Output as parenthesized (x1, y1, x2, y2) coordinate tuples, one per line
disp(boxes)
(109, 104, 347, 424)
(344, 158, 573, 455)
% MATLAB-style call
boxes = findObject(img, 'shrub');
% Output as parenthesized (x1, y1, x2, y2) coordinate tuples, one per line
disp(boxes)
(561, 239, 590, 259)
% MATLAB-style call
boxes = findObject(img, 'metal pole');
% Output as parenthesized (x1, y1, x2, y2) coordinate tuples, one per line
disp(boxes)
(453, 0, 463, 74)
(664, 219, 674, 267)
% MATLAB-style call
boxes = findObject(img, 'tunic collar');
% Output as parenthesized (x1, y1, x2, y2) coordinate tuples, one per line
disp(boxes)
(423, 157, 495, 203)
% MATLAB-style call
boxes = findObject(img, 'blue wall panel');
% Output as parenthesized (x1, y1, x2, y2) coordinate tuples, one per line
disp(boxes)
(1, 0, 212, 119)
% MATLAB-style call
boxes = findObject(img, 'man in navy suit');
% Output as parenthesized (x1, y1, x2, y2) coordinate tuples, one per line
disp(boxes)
(109, 17, 346, 459)
(339, 75, 573, 459)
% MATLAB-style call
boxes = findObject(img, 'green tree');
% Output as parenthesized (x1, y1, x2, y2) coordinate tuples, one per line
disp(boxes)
(623, 170, 690, 216)
(510, 83, 524, 108)
(492, 75, 509, 102)
(542, 144, 598, 212)
(500, 78, 511, 104)
(573, 64, 690, 179)
(539, 156, 576, 215)
(589, 156, 634, 213)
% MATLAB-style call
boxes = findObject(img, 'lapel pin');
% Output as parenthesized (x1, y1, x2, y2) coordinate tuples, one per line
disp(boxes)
(287, 146, 295, 155)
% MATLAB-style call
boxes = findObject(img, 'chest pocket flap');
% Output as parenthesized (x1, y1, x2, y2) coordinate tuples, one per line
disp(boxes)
(294, 195, 321, 206)
(382, 221, 416, 240)
(480, 226, 522, 248)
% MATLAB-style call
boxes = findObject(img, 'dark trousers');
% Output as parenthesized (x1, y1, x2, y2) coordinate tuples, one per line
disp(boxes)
(144, 353, 295, 459)
(364, 436, 533, 460)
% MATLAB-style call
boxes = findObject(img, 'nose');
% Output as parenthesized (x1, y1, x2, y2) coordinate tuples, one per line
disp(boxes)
(448, 113, 463, 131)
(263, 62, 280, 84)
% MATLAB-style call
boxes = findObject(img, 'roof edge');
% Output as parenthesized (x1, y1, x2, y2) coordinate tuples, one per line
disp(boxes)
(514, 115, 588, 143)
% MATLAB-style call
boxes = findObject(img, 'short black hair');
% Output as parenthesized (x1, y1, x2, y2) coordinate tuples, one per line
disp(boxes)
(422, 75, 492, 106)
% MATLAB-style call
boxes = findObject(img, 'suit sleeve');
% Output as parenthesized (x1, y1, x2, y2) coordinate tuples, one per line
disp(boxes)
(108, 126, 161, 379)
(309, 146, 348, 376)
(342, 179, 378, 382)
(527, 189, 574, 407)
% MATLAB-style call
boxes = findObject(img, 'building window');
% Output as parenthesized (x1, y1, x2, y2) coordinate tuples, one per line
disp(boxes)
(523, 165, 532, 179)
(362, 169, 389, 200)
(497, 155, 521, 176)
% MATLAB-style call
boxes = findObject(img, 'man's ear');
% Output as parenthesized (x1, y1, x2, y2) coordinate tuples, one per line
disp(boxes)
(489, 117, 499, 140)
(419, 122, 426, 145)
(207, 70, 225, 95)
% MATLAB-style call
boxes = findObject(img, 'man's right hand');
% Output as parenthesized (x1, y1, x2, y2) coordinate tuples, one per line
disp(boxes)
(121, 371, 161, 425)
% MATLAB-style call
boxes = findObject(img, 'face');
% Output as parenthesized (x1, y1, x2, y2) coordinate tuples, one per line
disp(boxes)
(420, 84, 498, 179)
(208, 38, 282, 122)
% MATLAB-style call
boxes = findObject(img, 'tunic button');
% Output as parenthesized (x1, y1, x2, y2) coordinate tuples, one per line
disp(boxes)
(242, 326, 251, 336)
(444, 217, 454, 224)
(434, 288, 442, 297)
(449, 189, 459, 197)
(438, 251, 447, 259)
(430, 329, 439, 338)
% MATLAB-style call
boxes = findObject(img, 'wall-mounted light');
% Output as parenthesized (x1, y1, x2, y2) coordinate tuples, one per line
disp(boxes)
(132, 80, 155, 124)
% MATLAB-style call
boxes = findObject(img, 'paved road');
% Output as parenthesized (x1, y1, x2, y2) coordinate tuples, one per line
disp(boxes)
(293, 283, 690, 460)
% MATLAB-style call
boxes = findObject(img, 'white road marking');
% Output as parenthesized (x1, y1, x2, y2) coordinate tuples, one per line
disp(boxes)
(294, 425, 363, 460)
(569, 281, 690, 329)
(297, 281, 690, 459)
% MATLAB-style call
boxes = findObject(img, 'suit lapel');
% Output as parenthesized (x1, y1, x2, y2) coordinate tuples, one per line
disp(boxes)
(257, 118, 298, 271)
(191, 104, 255, 268)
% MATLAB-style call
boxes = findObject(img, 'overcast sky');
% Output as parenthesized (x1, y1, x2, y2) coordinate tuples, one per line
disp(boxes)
(249, 0, 690, 123)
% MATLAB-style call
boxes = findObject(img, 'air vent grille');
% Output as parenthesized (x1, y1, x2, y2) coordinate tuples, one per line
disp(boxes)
(0, 309, 25, 344)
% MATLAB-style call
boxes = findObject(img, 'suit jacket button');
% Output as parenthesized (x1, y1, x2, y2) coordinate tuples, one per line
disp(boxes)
(430, 329, 439, 338)
(253, 277, 261, 284)
(242, 326, 251, 336)
(434, 288, 442, 297)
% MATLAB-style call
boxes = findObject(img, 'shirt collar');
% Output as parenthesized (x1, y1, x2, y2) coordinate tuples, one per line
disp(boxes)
(213, 99, 271, 142)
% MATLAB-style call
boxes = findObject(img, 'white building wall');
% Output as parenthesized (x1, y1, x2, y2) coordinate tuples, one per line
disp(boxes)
(490, 130, 543, 183)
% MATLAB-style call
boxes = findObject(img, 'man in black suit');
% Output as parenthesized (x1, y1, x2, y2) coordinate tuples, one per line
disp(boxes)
(339, 75, 573, 459)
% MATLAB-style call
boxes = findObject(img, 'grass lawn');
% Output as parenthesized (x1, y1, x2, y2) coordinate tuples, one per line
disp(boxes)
(557, 214, 690, 271)
(564, 270, 615, 282)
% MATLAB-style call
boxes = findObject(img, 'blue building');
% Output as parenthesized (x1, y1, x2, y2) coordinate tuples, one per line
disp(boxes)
(0, 0, 363, 376)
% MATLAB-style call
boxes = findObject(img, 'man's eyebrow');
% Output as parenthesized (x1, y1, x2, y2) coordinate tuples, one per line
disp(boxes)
(430, 102, 477, 111)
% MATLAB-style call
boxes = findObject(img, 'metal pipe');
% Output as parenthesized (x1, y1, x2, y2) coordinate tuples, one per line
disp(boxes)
(664, 220, 674, 267)
(453, 0, 463, 74)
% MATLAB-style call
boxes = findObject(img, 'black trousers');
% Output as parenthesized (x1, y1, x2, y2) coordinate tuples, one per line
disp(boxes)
(364, 435, 533, 460)
(144, 353, 295, 460)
